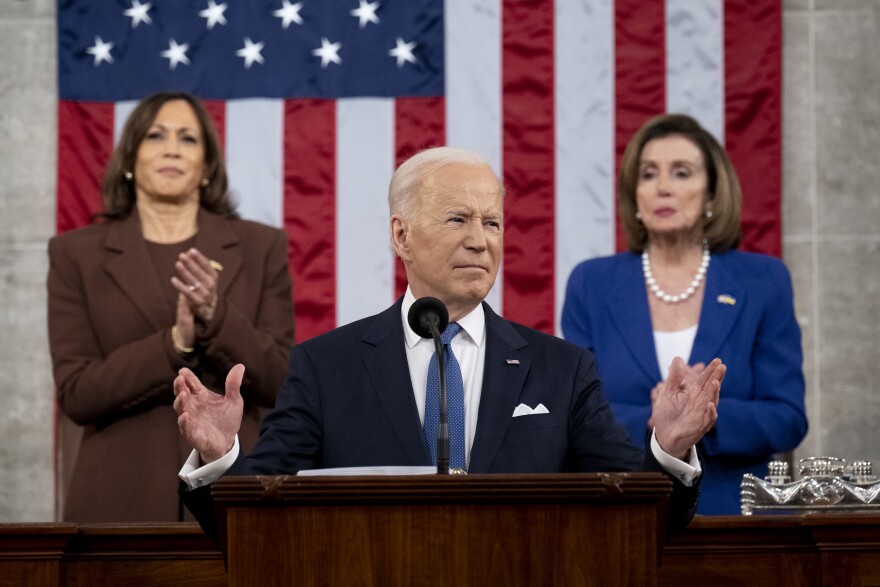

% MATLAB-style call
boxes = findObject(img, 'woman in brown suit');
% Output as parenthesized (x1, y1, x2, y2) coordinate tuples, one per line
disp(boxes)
(48, 92, 295, 522)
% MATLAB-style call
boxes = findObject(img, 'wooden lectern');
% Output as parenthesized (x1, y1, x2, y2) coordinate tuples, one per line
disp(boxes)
(212, 472, 671, 586)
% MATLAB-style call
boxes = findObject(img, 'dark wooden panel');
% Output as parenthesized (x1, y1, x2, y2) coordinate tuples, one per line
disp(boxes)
(62, 523, 226, 587)
(6, 502, 880, 585)
(660, 515, 880, 587)
(215, 473, 671, 587)
(0, 523, 75, 587)
(228, 502, 659, 587)
(0, 523, 224, 586)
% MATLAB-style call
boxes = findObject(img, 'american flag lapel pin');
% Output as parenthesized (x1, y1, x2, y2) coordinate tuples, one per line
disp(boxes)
(506, 359, 520, 365)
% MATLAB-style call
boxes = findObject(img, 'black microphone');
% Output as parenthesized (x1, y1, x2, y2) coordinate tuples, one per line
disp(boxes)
(407, 297, 451, 475)
(407, 296, 449, 338)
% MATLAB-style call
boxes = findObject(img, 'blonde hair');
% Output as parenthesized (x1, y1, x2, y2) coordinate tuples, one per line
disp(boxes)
(618, 113, 742, 253)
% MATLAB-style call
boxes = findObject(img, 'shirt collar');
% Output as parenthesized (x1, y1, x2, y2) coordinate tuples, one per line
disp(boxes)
(401, 286, 486, 350)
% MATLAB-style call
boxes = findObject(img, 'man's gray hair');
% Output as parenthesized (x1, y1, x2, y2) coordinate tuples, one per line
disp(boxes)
(388, 147, 501, 220)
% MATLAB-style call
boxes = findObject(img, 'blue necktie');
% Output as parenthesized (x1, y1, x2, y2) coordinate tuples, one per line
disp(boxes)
(423, 322, 466, 470)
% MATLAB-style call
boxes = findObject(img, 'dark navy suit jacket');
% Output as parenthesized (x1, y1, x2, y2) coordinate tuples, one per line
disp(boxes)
(562, 250, 808, 514)
(185, 300, 699, 536)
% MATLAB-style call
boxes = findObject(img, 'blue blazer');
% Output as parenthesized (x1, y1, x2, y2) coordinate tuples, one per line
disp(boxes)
(562, 250, 808, 514)
(184, 299, 700, 535)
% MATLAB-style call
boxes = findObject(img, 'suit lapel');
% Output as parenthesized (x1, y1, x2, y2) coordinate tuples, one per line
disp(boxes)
(468, 304, 530, 473)
(362, 300, 431, 466)
(606, 254, 662, 382)
(103, 210, 245, 330)
(691, 254, 745, 363)
(193, 210, 242, 299)
(103, 213, 168, 331)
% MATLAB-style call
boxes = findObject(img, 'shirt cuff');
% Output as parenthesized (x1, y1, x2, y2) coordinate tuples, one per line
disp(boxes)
(177, 435, 240, 490)
(649, 429, 701, 487)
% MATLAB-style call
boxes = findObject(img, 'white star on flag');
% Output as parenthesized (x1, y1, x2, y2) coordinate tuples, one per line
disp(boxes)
(312, 37, 342, 68)
(274, 0, 304, 29)
(199, 0, 228, 30)
(388, 37, 416, 68)
(160, 39, 191, 70)
(86, 36, 114, 66)
(123, 0, 152, 28)
(350, 0, 380, 29)
(236, 38, 265, 68)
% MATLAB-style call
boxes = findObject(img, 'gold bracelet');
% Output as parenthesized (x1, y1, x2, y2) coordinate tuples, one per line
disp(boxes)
(171, 325, 195, 355)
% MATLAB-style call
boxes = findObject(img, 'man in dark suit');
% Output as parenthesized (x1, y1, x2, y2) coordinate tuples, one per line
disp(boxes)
(174, 147, 724, 533)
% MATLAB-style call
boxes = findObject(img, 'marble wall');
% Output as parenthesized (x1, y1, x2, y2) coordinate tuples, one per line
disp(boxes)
(0, 1, 877, 521)
(783, 0, 880, 468)
(0, 0, 57, 521)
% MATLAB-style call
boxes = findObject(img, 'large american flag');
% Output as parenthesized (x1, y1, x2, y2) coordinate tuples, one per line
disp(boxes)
(57, 0, 781, 341)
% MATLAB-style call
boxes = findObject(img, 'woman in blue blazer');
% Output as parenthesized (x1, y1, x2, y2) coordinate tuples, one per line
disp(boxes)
(562, 114, 807, 514)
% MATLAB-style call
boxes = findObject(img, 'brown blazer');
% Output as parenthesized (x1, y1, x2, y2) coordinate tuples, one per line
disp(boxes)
(48, 210, 295, 522)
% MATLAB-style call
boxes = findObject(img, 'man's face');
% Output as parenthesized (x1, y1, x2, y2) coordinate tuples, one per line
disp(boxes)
(392, 162, 504, 320)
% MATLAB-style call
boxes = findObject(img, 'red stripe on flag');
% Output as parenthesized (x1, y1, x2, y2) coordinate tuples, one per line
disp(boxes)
(201, 100, 226, 152)
(283, 99, 337, 342)
(502, 0, 556, 334)
(614, 0, 665, 252)
(724, 0, 782, 257)
(57, 101, 114, 233)
(393, 97, 446, 300)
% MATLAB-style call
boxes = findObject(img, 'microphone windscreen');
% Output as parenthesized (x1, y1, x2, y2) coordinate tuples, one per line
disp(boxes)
(407, 297, 449, 339)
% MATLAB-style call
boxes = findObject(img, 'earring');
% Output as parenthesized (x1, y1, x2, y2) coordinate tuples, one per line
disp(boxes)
(124, 171, 133, 181)
(200, 178, 209, 187)
(706, 210, 713, 219)
(635, 212, 642, 220)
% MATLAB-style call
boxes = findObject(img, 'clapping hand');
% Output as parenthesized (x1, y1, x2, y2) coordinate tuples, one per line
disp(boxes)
(171, 248, 220, 323)
(651, 357, 725, 460)
(647, 362, 705, 429)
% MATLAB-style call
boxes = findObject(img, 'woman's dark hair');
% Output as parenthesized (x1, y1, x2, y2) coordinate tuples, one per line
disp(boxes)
(618, 113, 742, 253)
(99, 91, 237, 220)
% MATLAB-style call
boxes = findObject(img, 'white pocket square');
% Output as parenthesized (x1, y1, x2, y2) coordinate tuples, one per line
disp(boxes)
(512, 403, 550, 417)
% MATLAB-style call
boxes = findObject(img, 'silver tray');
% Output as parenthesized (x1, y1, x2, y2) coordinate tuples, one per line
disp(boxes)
(740, 457, 880, 515)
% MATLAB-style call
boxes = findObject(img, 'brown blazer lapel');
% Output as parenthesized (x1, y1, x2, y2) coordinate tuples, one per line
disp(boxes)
(102, 213, 168, 330)
(193, 209, 243, 298)
(102, 210, 245, 329)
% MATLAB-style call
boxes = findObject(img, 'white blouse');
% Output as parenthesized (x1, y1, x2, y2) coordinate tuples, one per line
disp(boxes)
(654, 324, 698, 380)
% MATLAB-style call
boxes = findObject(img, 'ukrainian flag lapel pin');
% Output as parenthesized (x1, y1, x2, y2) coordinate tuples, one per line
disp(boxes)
(717, 294, 736, 305)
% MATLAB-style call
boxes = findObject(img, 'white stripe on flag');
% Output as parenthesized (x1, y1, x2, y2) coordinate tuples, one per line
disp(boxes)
(666, 0, 725, 143)
(113, 101, 138, 145)
(336, 98, 396, 327)
(554, 0, 615, 334)
(226, 99, 284, 228)
(445, 0, 503, 315)
(445, 0, 502, 173)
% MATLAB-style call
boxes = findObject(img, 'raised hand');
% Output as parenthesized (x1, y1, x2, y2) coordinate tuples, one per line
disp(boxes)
(173, 364, 245, 463)
(646, 362, 704, 429)
(171, 248, 220, 323)
(651, 357, 725, 459)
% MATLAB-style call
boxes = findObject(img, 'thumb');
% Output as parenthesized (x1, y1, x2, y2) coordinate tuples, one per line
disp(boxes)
(176, 293, 194, 320)
(665, 356, 686, 392)
(226, 364, 245, 402)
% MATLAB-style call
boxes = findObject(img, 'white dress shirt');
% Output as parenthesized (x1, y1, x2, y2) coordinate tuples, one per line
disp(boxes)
(401, 287, 486, 470)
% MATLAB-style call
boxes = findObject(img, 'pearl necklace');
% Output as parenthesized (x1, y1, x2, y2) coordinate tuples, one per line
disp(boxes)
(641, 242, 710, 304)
